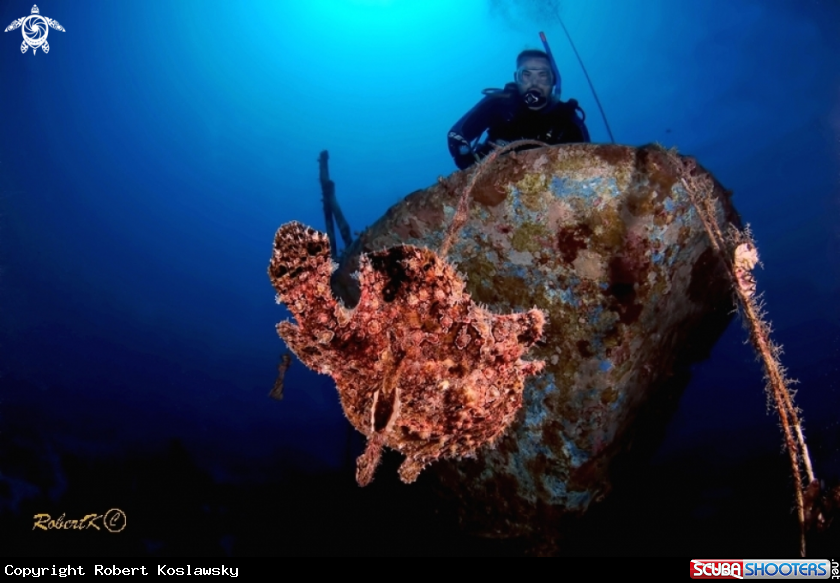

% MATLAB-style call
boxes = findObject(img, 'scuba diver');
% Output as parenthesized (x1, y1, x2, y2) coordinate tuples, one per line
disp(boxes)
(448, 39, 591, 171)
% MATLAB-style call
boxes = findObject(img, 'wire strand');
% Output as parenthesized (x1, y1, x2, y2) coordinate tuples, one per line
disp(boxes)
(555, 15, 615, 144)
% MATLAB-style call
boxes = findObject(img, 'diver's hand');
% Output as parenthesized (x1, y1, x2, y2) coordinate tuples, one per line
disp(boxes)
(448, 132, 472, 156)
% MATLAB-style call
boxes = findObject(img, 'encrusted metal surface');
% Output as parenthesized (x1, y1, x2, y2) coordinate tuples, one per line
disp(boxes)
(333, 143, 740, 537)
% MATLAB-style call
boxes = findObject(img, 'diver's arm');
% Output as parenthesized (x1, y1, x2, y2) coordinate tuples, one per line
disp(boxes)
(563, 117, 589, 143)
(448, 95, 499, 170)
(573, 116, 591, 143)
(548, 100, 591, 144)
(568, 99, 591, 143)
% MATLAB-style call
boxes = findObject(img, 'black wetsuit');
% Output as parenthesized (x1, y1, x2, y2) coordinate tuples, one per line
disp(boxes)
(448, 83, 591, 170)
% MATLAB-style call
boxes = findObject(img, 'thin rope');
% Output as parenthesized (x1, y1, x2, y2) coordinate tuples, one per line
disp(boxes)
(555, 15, 616, 144)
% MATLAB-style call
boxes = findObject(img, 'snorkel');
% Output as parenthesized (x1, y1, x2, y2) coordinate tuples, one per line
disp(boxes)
(539, 31, 562, 97)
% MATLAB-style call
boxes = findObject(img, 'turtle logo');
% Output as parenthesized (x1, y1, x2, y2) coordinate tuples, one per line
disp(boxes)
(4, 5, 65, 55)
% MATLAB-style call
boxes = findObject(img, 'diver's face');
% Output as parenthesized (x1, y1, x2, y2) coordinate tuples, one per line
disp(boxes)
(515, 57, 553, 109)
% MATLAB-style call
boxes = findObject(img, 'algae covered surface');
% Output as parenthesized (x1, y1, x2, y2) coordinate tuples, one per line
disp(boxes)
(334, 143, 740, 538)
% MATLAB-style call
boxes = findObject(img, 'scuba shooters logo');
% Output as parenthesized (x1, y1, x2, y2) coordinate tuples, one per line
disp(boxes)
(4, 5, 65, 55)
(690, 559, 834, 579)
(157, 566, 239, 577)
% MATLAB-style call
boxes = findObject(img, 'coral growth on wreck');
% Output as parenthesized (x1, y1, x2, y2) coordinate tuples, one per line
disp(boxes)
(331, 142, 743, 537)
(268, 221, 545, 486)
